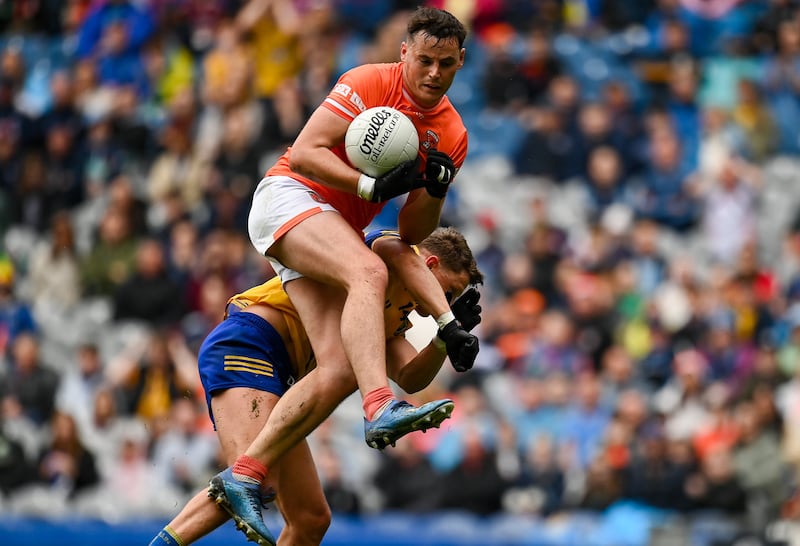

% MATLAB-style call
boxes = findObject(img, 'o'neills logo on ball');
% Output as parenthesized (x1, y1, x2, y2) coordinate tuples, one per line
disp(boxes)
(360, 109, 399, 161)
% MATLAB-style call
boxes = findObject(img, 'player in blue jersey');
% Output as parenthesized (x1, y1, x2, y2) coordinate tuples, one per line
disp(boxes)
(149, 227, 483, 546)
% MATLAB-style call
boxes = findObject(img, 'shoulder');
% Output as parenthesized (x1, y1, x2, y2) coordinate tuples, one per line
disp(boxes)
(334, 62, 401, 104)
(364, 229, 402, 250)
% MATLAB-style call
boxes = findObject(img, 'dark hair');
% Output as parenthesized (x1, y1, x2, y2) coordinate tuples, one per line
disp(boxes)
(407, 7, 467, 48)
(419, 227, 483, 286)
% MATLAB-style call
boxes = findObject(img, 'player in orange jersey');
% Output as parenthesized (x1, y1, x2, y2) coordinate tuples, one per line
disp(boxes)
(189, 7, 473, 545)
(216, 1, 468, 512)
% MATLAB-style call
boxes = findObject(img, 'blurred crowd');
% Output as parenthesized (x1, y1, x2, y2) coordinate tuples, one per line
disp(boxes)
(1, 0, 800, 539)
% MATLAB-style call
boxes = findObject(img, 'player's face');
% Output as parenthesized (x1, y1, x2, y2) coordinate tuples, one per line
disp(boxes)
(401, 33, 465, 108)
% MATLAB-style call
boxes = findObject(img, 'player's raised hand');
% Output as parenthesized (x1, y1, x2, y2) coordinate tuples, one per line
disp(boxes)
(357, 157, 424, 203)
(438, 320, 479, 373)
(424, 150, 456, 198)
(451, 287, 482, 332)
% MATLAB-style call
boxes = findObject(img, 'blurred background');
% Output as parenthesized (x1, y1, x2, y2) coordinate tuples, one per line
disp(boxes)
(1, 0, 800, 545)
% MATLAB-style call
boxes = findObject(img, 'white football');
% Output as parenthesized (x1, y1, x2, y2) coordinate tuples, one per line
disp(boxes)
(345, 106, 419, 177)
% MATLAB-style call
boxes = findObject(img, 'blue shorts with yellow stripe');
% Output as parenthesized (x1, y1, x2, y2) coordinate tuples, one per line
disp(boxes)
(198, 308, 293, 428)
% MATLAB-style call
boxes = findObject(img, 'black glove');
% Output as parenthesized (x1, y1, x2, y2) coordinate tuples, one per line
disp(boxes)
(424, 150, 456, 198)
(451, 287, 482, 332)
(358, 158, 424, 203)
(438, 320, 479, 372)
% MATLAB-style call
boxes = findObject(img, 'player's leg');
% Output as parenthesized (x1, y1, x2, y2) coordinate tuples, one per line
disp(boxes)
(155, 388, 278, 545)
(272, 439, 331, 546)
(283, 277, 454, 449)
(242, 280, 358, 464)
(151, 311, 293, 546)
(268, 210, 392, 401)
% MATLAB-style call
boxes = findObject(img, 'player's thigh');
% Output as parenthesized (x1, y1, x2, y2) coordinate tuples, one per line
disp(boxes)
(273, 439, 330, 527)
(270, 211, 386, 288)
(211, 387, 279, 464)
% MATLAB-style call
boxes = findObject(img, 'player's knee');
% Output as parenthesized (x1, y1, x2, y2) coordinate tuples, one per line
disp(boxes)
(344, 254, 388, 292)
(317, 365, 357, 398)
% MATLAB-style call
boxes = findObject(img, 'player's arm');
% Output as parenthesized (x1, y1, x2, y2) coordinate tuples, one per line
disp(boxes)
(371, 234, 451, 320)
(290, 107, 423, 202)
(288, 107, 362, 193)
(397, 189, 445, 244)
(386, 335, 446, 393)
(398, 146, 463, 244)
(371, 232, 479, 373)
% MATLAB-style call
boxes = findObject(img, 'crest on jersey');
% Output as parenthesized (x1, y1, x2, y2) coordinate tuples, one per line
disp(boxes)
(421, 129, 439, 151)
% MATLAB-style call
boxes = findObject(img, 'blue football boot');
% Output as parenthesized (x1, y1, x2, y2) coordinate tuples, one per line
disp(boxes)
(364, 398, 455, 449)
(208, 467, 277, 546)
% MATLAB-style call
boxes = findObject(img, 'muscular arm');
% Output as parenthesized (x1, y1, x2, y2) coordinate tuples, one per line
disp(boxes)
(397, 188, 445, 244)
(386, 335, 446, 393)
(288, 107, 362, 194)
(371, 235, 451, 320)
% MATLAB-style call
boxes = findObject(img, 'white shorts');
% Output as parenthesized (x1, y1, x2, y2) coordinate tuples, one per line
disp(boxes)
(248, 175, 339, 283)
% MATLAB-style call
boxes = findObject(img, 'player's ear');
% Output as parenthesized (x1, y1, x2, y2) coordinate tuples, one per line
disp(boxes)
(400, 41, 408, 61)
(425, 255, 439, 270)
(458, 49, 465, 69)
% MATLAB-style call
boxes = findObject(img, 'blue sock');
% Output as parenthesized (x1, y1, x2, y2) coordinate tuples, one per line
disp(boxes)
(149, 527, 184, 546)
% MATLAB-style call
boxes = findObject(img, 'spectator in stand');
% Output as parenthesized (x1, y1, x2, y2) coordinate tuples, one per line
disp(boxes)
(437, 424, 512, 515)
(27, 210, 83, 314)
(75, 0, 155, 95)
(621, 423, 694, 510)
(580, 146, 631, 220)
(653, 349, 712, 441)
(576, 451, 623, 511)
(560, 372, 612, 469)
(146, 117, 211, 224)
(569, 101, 623, 182)
(731, 399, 791, 527)
(112, 238, 185, 327)
(505, 433, 564, 516)
(700, 309, 755, 383)
(101, 422, 182, 517)
(106, 174, 148, 237)
(151, 398, 218, 494)
(372, 435, 443, 512)
(36, 411, 100, 498)
(598, 347, 654, 409)
(39, 105, 88, 215)
(0, 255, 36, 353)
(107, 331, 197, 422)
(513, 104, 573, 181)
(37, 69, 85, 148)
(80, 205, 139, 297)
(55, 342, 106, 436)
(731, 78, 779, 163)
(316, 443, 363, 515)
(108, 84, 154, 166)
(523, 309, 590, 378)
(205, 107, 263, 232)
(761, 17, 800, 154)
(82, 113, 125, 201)
(0, 417, 36, 496)
(80, 388, 146, 479)
(631, 123, 701, 232)
(685, 444, 748, 515)
(0, 333, 57, 425)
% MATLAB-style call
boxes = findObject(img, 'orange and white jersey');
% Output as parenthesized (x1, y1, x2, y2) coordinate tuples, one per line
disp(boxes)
(266, 62, 468, 231)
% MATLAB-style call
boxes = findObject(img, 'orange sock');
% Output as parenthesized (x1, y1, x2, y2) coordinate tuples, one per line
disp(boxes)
(232, 454, 268, 484)
(363, 386, 396, 421)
